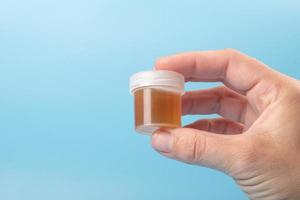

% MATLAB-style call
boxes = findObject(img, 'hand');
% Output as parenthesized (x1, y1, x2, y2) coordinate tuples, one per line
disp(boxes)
(151, 49, 300, 200)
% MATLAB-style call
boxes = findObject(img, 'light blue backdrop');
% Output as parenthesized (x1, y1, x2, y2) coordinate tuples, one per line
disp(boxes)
(0, 0, 299, 199)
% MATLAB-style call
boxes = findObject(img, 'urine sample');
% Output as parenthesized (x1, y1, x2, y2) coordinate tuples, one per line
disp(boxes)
(129, 70, 185, 135)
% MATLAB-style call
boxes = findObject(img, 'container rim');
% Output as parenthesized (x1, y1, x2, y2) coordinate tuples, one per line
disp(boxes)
(129, 70, 185, 95)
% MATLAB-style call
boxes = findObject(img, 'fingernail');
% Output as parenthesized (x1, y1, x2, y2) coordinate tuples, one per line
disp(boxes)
(152, 132, 173, 153)
(155, 57, 170, 66)
(157, 57, 168, 63)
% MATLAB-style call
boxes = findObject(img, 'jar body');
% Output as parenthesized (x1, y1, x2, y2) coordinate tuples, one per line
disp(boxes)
(133, 87, 182, 134)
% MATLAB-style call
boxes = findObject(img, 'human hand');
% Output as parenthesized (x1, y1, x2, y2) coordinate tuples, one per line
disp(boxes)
(151, 49, 300, 200)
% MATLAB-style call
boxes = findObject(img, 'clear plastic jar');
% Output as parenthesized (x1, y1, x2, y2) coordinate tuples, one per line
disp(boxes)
(129, 70, 185, 135)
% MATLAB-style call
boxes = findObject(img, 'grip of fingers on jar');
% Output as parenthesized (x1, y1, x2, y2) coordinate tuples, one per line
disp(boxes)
(129, 70, 185, 135)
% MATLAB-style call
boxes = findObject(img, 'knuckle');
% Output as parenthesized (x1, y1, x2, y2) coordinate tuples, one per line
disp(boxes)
(223, 48, 241, 58)
(173, 130, 207, 163)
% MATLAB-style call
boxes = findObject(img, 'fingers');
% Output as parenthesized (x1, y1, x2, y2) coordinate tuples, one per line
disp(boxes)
(155, 49, 274, 96)
(182, 86, 253, 123)
(185, 118, 244, 134)
(152, 128, 247, 173)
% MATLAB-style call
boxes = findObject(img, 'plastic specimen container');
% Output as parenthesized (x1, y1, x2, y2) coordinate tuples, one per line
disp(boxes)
(129, 70, 185, 135)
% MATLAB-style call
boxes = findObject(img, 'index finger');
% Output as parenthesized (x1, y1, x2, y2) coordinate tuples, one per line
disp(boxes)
(155, 49, 274, 95)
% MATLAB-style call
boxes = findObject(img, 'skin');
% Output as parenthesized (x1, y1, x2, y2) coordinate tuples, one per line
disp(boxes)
(151, 49, 300, 200)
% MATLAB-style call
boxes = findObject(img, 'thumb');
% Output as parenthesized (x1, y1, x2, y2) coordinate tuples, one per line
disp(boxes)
(151, 128, 246, 173)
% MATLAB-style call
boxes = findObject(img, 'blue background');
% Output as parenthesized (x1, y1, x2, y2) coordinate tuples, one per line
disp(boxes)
(0, 0, 299, 199)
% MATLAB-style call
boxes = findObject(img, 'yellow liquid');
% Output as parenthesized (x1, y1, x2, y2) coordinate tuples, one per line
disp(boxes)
(134, 87, 182, 134)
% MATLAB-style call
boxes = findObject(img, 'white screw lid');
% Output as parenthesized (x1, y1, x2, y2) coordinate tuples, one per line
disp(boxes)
(129, 70, 185, 95)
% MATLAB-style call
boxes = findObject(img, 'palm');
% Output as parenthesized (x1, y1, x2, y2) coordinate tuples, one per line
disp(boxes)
(175, 50, 281, 135)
